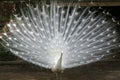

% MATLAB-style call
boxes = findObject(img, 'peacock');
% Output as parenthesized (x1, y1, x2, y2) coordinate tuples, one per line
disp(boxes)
(0, 1, 120, 72)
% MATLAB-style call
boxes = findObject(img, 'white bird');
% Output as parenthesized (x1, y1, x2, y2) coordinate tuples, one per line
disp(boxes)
(0, 1, 119, 72)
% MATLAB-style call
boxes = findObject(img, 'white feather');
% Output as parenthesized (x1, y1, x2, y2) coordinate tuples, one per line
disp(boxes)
(0, 2, 119, 72)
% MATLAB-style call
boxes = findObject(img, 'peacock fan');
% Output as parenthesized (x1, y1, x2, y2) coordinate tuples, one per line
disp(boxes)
(0, 1, 120, 73)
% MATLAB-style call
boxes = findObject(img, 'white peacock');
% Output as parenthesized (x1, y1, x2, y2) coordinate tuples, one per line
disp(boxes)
(0, 1, 120, 72)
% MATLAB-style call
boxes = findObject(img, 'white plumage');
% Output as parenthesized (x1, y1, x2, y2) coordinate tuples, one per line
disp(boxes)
(0, 1, 119, 72)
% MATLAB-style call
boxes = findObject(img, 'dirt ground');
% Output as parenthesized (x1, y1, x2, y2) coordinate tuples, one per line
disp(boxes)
(0, 53, 120, 80)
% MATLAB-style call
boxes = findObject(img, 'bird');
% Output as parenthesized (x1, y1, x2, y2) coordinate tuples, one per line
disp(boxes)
(0, 1, 120, 73)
